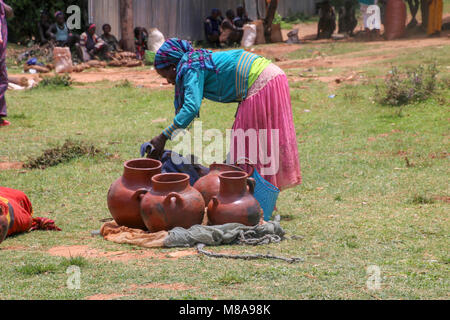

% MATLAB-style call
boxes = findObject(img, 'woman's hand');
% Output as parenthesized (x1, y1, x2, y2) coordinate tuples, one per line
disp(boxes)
(150, 133, 168, 159)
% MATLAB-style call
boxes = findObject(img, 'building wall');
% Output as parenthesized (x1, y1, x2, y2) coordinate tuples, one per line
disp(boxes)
(88, 0, 317, 41)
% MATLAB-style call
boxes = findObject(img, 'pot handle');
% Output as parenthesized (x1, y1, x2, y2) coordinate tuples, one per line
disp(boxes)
(164, 192, 184, 208)
(247, 178, 256, 195)
(209, 196, 219, 209)
(132, 188, 148, 202)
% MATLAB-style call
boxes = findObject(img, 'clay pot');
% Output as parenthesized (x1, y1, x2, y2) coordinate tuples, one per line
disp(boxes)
(107, 158, 162, 229)
(194, 163, 245, 206)
(137, 173, 205, 232)
(385, 0, 406, 40)
(207, 171, 262, 226)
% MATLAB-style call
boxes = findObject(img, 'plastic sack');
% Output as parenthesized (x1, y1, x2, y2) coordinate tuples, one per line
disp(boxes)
(147, 28, 165, 53)
(384, 0, 406, 40)
(53, 47, 73, 73)
(241, 24, 257, 48)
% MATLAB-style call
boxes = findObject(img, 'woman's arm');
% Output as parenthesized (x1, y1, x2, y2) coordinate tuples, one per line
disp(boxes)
(150, 69, 205, 156)
(165, 69, 205, 137)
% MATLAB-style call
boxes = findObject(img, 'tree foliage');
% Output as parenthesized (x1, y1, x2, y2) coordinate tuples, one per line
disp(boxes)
(7, 0, 88, 43)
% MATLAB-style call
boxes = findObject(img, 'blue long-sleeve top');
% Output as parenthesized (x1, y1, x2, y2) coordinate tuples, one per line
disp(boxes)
(162, 50, 263, 139)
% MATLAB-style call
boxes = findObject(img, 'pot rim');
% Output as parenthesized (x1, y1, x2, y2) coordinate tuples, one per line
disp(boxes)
(124, 158, 162, 171)
(219, 171, 249, 180)
(152, 173, 190, 184)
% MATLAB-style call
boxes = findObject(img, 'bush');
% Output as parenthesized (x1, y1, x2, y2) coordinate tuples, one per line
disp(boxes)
(376, 64, 439, 106)
(36, 73, 72, 88)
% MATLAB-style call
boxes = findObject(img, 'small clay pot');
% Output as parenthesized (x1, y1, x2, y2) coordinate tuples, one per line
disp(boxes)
(207, 171, 261, 226)
(193, 163, 244, 207)
(137, 173, 205, 232)
(107, 158, 162, 229)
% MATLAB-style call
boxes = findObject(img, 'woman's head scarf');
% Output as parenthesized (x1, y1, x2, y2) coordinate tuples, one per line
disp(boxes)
(154, 38, 217, 115)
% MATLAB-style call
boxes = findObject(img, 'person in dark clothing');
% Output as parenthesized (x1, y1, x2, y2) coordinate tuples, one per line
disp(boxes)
(80, 24, 107, 61)
(338, 1, 357, 36)
(101, 23, 121, 53)
(233, 5, 252, 28)
(37, 10, 51, 45)
(317, 1, 336, 39)
(46, 11, 80, 48)
(134, 27, 148, 60)
(220, 9, 243, 47)
(204, 8, 221, 47)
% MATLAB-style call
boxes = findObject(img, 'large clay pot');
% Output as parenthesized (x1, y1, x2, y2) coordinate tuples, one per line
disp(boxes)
(137, 173, 205, 232)
(385, 0, 407, 40)
(207, 171, 262, 226)
(107, 158, 162, 229)
(194, 163, 244, 207)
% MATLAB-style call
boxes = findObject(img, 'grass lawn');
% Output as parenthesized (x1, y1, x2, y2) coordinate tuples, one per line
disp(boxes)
(0, 41, 449, 300)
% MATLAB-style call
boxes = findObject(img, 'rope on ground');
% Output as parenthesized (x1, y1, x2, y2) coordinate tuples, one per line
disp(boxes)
(238, 229, 283, 246)
(196, 243, 304, 264)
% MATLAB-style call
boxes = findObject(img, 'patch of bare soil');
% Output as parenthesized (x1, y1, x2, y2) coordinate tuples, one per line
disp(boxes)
(86, 293, 129, 300)
(47, 245, 197, 262)
(85, 281, 196, 300)
(0, 245, 27, 251)
(432, 196, 450, 203)
(0, 162, 24, 170)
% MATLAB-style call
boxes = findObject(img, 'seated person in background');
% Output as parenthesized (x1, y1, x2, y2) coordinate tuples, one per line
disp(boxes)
(134, 27, 148, 60)
(37, 10, 51, 45)
(204, 8, 221, 47)
(0, 186, 60, 245)
(80, 24, 107, 61)
(338, 1, 357, 36)
(317, 1, 336, 39)
(220, 9, 243, 47)
(233, 6, 252, 28)
(47, 11, 80, 48)
(101, 23, 121, 53)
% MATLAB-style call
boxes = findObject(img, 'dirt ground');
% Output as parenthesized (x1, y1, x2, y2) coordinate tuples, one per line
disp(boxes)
(11, 17, 450, 89)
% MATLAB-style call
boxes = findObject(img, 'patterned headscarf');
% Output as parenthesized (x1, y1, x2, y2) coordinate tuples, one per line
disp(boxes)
(154, 38, 217, 115)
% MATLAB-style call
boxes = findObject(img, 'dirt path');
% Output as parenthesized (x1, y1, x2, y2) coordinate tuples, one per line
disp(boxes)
(12, 19, 449, 89)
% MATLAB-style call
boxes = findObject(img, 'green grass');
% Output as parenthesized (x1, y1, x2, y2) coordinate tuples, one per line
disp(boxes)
(0, 40, 449, 300)
(287, 42, 381, 60)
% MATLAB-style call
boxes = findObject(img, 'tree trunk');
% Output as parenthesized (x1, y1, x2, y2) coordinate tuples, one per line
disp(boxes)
(120, 0, 134, 52)
(263, 0, 279, 43)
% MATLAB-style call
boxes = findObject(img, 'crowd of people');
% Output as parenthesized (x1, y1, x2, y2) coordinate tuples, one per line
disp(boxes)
(38, 10, 150, 62)
(204, 6, 252, 47)
(317, 0, 444, 40)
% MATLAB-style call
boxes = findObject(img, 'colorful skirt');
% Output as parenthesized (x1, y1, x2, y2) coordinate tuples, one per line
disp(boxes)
(229, 64, 302, 191)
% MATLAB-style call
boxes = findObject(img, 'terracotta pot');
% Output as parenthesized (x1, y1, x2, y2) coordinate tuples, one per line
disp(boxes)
(207, 171, 262, 226)
(193, 163, 244, 207)
(385, 0, 406, 40)
(107, 158, 162, 229)
(137, 173, 205, 232)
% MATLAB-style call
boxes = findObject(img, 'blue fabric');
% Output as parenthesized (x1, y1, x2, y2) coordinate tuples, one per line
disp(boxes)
(359, 0, 375, 5)
(161, 151, 209, 186)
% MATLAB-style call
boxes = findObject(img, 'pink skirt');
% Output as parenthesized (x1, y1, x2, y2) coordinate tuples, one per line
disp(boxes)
(229, 64, 302, 190)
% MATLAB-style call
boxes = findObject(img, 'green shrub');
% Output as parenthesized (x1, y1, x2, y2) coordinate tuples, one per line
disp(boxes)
(376, 64, 439, 106)
(37, 73, 72, 88)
